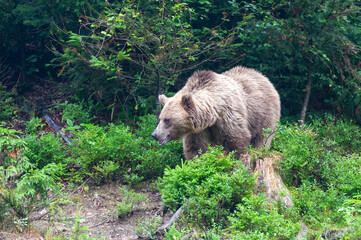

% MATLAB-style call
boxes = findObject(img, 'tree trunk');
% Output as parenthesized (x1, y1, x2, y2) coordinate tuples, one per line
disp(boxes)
(299, 62, 313, 126)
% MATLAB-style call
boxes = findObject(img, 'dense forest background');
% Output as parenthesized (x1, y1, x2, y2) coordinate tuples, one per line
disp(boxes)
(1, 0, 361, 239)
(1, 0, 360, 123)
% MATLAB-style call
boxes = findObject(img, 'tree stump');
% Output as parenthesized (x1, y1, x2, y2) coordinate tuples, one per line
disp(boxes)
(241, 154, 293, 208)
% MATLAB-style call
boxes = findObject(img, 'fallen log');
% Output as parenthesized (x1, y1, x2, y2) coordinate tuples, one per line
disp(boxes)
(157, 206, 183, 233)
(42, 109, 72, 145)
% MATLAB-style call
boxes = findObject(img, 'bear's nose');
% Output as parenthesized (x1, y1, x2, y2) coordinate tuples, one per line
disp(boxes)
(151, 132, 158, 140)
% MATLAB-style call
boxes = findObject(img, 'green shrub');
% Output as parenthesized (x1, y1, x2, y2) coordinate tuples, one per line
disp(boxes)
(229, 230, 270, 240)
(24, 132, 69, 169)
(16, 163, 65, 201)
(326, 154, 361, 197)
(134, 114, 183, 179)
(273, 123, 328, 187)
(291, 182, 351, 238)
(227, 194, 300, 240)
(164, 225, 190, 240)
(35, 114, 183, 184)
(135, 216, 162, 239)
(270, 118, 361, 238)
(312, 114, 361, 154)
(25, 117, 44, 134)
(116, 186, 148, 218)
(0, 83, 17, 122)
(294, 182, 345, 224)
(338, 195, 361, 238)
(274, 119, 361, 196)
(55, 101, 92, 125)
(69, 123, 139, 182)
(159, 146, 256, 226)
(91, 160, 120, 185)
(0, 126, 63, 227)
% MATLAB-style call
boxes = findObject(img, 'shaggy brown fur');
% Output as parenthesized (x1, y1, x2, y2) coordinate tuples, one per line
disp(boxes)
(152, 66, 281, 160)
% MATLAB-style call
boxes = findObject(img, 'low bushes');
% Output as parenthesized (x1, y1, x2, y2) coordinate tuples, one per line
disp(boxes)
(0, 112, 182, 229)
(2, 108, 361, 239)
(0, 127, 64, 231)
(23, 113, 183, 184)
(160, 115, 361, 239)
(159, 146, 256, 227)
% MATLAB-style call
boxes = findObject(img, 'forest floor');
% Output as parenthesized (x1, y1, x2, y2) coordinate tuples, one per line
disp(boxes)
(1, 182, 171, 239)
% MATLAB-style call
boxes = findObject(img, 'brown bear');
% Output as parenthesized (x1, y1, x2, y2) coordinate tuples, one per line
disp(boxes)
(151, 66, 281, 160)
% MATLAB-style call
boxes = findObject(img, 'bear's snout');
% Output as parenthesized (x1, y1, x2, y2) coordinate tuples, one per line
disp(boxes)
(151, 132, 158, 141)
(151, 130, 170, 146)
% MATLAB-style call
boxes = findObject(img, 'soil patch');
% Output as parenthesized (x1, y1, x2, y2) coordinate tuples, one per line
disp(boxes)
(1, 182, 170, 240)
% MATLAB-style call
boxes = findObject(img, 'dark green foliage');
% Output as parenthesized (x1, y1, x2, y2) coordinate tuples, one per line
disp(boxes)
(0, 126, 63, 227)
(24, 133, 69, 169)
(227, 194, 300, 240)
(293, 182, 345, 225)
(54, 101, 93, 126)
(51, 0, 237, 121)
(273, 123, 328, 187)
(0, 0, 106, 89)
(231, 0, 361, 119)
(0, 83, 17, 121)
(1, 0, 360, 124)
(134, 115, 183, 179)
(159, 146, 256, 226)
(273, 116, 361, 197)
(313, 114, 361, 154)
(66, 115, 182, 183)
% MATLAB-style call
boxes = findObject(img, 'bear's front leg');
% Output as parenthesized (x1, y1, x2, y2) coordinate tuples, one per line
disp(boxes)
(221, 121, 252, 159)
(183, 130, 211, 160)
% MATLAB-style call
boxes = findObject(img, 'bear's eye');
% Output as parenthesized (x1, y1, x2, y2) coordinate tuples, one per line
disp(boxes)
(164, 118, 171, 125)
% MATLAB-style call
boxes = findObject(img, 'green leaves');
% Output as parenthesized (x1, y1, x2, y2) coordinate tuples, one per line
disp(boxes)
(16, 163, 65, 200)
(227, 194, 300, 239)
(52, 0, 237, 119)
(159, 146, 255, 226)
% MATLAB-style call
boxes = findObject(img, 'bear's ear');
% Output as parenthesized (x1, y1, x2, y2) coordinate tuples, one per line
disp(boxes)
(159, 94, 169, 106)
(181, 94, 195, 113)
(181, 94, 199, 129)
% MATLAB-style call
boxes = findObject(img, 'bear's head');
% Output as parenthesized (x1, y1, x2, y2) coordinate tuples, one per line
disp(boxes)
(152, 93, 197, 145)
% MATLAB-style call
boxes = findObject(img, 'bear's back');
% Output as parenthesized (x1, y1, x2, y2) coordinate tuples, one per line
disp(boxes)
(222, 66, 272, 94)
(184, 70, 218, 92)
(222, 66, 281, 139)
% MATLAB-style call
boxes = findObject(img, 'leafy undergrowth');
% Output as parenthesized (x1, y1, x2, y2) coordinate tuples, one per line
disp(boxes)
(160, 114, 361, 239)
(1, 103, 361, 239)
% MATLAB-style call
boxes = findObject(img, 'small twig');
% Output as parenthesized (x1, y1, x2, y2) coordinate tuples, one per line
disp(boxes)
(89, 218, 110, 229)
